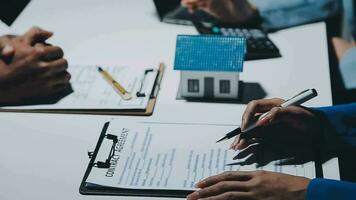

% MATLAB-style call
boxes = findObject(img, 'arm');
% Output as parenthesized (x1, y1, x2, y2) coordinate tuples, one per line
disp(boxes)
(307, 178, 356, 200)
(250, 0, 340, 30)
(315, 103, 356, 147)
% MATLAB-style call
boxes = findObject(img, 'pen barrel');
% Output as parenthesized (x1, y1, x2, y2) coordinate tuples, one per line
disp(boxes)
(98, 66, 132, 100)
(281, 89, 317, 107)
(112, 81, 127, 94)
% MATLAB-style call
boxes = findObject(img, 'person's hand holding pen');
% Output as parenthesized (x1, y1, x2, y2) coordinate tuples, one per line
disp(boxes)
(231, 98, 322, 151)
(181, 0, 257, 24)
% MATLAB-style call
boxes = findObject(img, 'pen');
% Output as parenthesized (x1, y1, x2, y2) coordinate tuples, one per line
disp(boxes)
(216, 89, 318, 143)
(97, 66, 132, 100)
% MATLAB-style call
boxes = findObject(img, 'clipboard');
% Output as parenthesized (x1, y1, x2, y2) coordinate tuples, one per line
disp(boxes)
(0, 63, 165, 116)
(80, 121, 325, 198)
(79, 122, 193, 198)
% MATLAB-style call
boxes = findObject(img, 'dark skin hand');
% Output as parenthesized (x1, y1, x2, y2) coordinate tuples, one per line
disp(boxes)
(187, 170, 310, 200)
(181, 0, 257, 24)
(231, 98, 322, 151)
(0, 27, 72, 106)
(185, 99, 326, 200)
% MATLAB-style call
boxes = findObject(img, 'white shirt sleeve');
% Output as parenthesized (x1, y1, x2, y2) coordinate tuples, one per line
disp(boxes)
(0, 20, 12, 36)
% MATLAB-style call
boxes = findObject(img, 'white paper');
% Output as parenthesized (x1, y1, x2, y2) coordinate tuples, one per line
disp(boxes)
(86, 121, 316, 191)
(5, 65, 158, 110)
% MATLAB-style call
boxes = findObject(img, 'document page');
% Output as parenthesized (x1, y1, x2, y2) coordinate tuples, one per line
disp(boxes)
(5, 65, 158, 110)
(86, 122, 315, 191)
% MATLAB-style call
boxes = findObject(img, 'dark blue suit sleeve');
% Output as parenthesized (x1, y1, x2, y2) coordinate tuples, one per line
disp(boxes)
(307, 104, 356, 199)
(250, 0, 340, 30)
(315, 103, 356, 147)
(307, 178, 356, 200)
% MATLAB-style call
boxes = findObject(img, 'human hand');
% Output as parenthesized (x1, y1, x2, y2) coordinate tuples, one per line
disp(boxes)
(0, 27, 72, 106)
(0, 27, 53, 59)
(332, 37, 356, 60)
(231, 98, 322, 151)
(181, 0, 257, 24)
(187, 170, 310, 200)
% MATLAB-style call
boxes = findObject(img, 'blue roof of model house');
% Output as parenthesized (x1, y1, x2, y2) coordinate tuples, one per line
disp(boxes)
(174, 35, 246, 72)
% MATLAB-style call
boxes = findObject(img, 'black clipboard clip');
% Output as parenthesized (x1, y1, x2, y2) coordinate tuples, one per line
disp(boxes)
(136, 69, 155, 97)
(89, 134, 118, 169)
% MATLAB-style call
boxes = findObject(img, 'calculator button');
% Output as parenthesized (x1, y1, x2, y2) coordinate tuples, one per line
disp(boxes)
(221, 28, 228, 35)
(212, 27, 220, 34)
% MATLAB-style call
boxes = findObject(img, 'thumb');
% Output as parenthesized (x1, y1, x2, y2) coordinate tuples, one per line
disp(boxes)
(23, 26, 53, 45)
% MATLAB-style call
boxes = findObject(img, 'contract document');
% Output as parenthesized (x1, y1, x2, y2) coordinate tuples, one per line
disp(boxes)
(3, 65, 158, 110)
(86, 121, 316, 191)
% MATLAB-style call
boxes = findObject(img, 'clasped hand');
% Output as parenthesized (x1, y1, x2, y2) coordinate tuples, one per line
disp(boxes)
(0, 27, 72, 106)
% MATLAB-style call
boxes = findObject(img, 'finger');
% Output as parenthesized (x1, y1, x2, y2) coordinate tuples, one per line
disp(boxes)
(48, 72, 71, 87)
(259, 106, 306, 125)
(1, 45, 15, 58)
(35, 45, 64, 61)
(39, 58, 68, 77)
(183, 0, 205, 9)
(49, 82, 72, 95)
(233, 136, 261, 150)
(23, 26, 53, 46)
(189, 181, 249, 200)
(0, 45, 15, 64)
(235, 138, 260, 150)
(230, 134, 240, 150)
(234, 143, 259, 160)
(41, 83, 73, 104)
(196, 171, 252, 188)
(200, 191, 251, 200)
(241, 98, 284, 130)
(238, 125, 266, 143)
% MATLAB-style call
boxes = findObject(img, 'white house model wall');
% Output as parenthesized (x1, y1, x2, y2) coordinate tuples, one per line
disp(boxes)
(180, 71, 240, 99)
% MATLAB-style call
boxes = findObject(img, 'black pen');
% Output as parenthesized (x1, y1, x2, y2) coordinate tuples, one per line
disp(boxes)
(216, 127, 241, 143)
(216, 89, 318, 143)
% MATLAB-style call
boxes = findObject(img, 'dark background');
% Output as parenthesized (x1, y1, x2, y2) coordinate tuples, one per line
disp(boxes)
(0, 0, 31, 26)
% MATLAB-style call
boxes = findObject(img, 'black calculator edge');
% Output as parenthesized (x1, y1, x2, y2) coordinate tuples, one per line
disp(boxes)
(191, 20, 282, 60)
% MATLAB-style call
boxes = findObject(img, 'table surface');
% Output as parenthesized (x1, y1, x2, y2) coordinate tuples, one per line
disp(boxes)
(0, 0, 338, 199)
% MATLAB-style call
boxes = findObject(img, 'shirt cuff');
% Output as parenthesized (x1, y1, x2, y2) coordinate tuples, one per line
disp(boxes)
(339, 47, 356, 90)
(307, 178, 356, 200)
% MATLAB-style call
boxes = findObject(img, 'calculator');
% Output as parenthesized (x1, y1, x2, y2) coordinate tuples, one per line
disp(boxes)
(192, 21, 281, 60)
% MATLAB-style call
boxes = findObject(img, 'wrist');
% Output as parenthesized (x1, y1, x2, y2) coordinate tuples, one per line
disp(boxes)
(289, 176, 310, 200)
(311, 109, 341, 160)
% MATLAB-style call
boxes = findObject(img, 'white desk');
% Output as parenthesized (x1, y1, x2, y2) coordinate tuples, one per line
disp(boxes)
(0, 0, 338, 199)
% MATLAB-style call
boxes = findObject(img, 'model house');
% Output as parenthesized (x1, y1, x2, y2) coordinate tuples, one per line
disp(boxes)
(174, 35, 246, 99)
